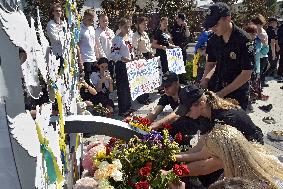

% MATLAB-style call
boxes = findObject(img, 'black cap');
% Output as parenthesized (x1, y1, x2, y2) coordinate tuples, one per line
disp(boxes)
(203, 2, 231, 29)
(175, 85, 204, 117)
(268, 17, 278, 22)
(178, 13, 186, 21)
(97, 57, 109, 65)
(161, 71, 179, 88)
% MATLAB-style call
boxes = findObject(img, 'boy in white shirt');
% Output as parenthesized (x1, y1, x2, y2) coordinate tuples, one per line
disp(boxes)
(79, 9, 98, 83)
(95, 14, 115, 77)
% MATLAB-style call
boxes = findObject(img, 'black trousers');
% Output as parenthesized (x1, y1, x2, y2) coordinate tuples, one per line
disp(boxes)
(115, 61, 132, 114)
(156, 50, 169, 74)
(84, 62, 96, 84)
(278, 48, 283, 76)
(208, 75, 249, 111)
(260, 57, 269, 86)
(267, 52, 279, 76)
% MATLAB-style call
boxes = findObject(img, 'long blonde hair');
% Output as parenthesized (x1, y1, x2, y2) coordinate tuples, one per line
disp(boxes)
(204, 91, 240, 110)
(205, 125, 283, 189)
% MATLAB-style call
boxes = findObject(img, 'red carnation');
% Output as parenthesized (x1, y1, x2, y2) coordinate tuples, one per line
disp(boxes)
(135, 180, 150, 189)
(180, 164, 190, 175)
(173, 164, 183, 176)
(163, 123, 173, 130)
(139, 166, 151, 176)
(175, 132, 183, 143)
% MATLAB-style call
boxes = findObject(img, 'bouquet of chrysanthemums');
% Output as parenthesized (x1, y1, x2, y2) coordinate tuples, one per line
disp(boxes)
(124, 116, 152, 132)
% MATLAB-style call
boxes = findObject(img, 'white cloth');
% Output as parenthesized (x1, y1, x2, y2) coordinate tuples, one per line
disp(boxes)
(90, 72, 110, 93)
(46, 20, 65, 56)
(132, 31, 152, 56)
(79, 23, 97, 62)
(110, 36, 134, 61)
(95, 27, 115, 59)
(258, 28, 269, 58)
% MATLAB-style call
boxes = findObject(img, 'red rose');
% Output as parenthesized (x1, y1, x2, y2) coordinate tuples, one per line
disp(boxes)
(139, 166, 151, 176)
(180, 164, 190, 175)
(175, 132, 183, 143)
(145, 161, 152, 169)
(109, 137, 117, 144)
(173, 164, 183, 176)
(163, 123, 173, 130)
(105, 145, 111, 156)
(135, 180, 150, 189)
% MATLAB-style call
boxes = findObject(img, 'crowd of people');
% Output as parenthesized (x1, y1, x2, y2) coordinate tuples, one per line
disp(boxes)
(21, 2, 283, 188)
(41, 3, 191, 117)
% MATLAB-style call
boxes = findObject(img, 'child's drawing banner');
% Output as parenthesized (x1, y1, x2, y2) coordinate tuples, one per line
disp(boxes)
(166, 48, 186, 74)
(126, 57, 161, 100)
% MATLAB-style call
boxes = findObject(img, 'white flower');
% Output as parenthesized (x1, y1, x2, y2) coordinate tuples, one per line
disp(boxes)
(112, 159, 122, 170)
(111, 170, 123, 181)
(98, 161, 109, 170)
(97, 179, 114, 189)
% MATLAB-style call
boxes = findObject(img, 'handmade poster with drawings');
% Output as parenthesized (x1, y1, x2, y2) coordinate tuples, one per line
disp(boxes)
(166, 47, 186, 74)
(126, 57, 161, 100)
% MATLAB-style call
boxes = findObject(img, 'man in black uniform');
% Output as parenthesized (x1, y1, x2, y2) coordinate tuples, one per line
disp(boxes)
(171, 13, 191, 84)
(266, 17, 279, 77)
(277, 22, 283, 79)
(200, 3, 254, 110)
(174, 84, 264, 187)
(147, 72, 207, 142)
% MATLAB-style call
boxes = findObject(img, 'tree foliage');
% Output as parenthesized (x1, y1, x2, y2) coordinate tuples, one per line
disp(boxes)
(24, 0, 84, 30)
(210, 0, 278, 27)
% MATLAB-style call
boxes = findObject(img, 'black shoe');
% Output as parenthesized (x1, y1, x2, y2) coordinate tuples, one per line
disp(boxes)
(259, 104, 273, 112)
(137, 99, 150, 105)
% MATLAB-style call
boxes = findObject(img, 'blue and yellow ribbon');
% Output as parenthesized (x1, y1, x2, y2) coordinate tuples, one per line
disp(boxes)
(36, 122, 64, 188)
(192, 52, 201, 78)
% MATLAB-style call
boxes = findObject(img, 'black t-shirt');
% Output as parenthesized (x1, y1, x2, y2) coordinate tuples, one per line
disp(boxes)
(171, 23, 188, 48)
(157, 93, 179, 110)
(278, 24, 283, 47)
(206, 24, 254, 91)
(266, 26, 277, 45)
(153, 28, 170, 55)
(266, 26, 277, 56)
(200, 108, 264, 144)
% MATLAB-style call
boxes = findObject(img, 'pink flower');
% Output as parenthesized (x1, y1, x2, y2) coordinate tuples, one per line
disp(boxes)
(82, 142, 105, 173)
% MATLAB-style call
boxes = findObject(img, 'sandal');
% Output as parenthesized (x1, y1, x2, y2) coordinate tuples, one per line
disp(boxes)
(259, 94, 269, 101)
(262, 116, 276, 124)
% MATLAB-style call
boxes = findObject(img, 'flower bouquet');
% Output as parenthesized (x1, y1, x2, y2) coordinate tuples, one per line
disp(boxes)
(124, 116, 152, 132)
(86, 130, 189, 189)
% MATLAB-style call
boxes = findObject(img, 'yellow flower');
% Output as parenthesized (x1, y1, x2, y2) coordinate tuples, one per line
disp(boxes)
(97, 149, 106, 159)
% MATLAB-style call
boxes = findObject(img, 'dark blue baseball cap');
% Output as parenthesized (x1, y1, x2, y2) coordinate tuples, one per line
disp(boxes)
(161, 71, 179, 88)
(175, 84, 204, 117)
(203, 2, 231, 30)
